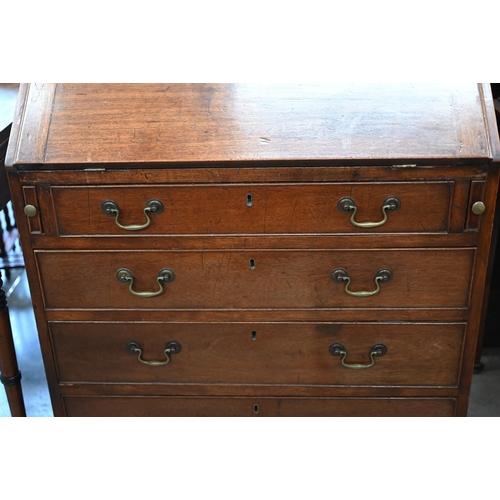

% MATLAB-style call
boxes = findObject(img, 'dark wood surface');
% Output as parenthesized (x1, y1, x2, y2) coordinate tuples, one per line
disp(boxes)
(36, 249, 475, 310)
(51, 181, 454, 236)
(5, 83, 500, 416)
(62, 396, 457, 417)
(474, 83, 500, 358)
(5, 83, 496, 167)
(49, 321, 465, 386)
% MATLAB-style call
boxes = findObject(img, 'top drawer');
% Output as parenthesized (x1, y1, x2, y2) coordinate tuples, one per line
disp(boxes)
(50, 182, 454, 236)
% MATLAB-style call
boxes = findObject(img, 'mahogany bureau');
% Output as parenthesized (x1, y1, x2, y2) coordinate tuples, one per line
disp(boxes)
(5, 83, 500, 417)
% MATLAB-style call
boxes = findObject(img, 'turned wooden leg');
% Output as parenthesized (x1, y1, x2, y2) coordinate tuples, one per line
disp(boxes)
(0, 269, 26, 417)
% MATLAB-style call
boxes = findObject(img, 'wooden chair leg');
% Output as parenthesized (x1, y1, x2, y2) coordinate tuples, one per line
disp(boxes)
(0, 269, 26, 417)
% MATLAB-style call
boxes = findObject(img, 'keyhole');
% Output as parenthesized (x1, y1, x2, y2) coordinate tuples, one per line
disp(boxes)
(249, 258, 256, 270)
(253, 404, 260, 414)
(246, 193, 253, 207)
(251, 330, 257, 341)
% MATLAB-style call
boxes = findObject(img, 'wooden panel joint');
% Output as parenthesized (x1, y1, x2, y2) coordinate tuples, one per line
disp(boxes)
(449, 179, 470, 233)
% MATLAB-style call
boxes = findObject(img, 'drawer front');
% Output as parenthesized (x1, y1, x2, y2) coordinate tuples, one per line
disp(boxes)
(37, 249, 474, 310)
(51, 182, 453, 236)
(50, 322, 465, 386)
(62, 395, 457, 417)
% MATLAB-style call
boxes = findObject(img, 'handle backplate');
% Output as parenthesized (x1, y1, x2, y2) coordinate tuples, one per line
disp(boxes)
(331, 268, 393, 297)
(329, 343, 387, 369)
(126, 341, 182, 366)
(116, 268, 175, 297)
(338, 196, 400, 228)
(101, 199, 164, 231)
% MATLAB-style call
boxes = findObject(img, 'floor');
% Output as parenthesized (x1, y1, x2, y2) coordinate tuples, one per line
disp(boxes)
(0, 263, 499, 417)
(0, 268, 53, 417)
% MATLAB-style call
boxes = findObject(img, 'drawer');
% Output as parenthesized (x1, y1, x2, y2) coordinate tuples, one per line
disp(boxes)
(50, 322, 465, 386)
(37, 249, 474, 310)
(50, 182, 453, 236)
(62, 395, 457, 416)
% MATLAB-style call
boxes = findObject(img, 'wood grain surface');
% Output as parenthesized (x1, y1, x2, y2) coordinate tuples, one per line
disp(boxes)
(51, 181, 453, 236)
(49, 321, 465, 386)
(6, 83, 493, 166)
(5, 84, 500, 417)
(35, 248, 475, 310)
(62, 395, 457, 417)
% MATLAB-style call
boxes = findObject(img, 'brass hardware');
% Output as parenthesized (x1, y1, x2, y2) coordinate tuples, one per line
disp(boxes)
(101, 199, 164, 231)
(116, 268, 175, 297)
(338, 196, 400, 228)
(472, 201, 486, 215)
(329, 343, 387, 369)
(24, 205, 38, 217)
(126, 341, 181, 366)
(246, 193, 253, 207)
(249, 258, 256, 270)
(331, 268, 393, 297)
(392, 164, 417, 168)
(251, 330, 257, 341)
(253, 404, 260, 414)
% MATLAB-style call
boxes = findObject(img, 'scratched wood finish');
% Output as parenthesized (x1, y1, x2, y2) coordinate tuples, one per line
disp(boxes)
(36, 249, 474, 310)
(62, 395, 457, 417)
(5, 83, 493, 167)
(51, 182, 453, 236)
(49, 322, 465, 386)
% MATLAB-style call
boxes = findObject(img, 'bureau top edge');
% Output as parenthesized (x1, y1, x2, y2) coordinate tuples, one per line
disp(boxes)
(6, 83, 499, 168)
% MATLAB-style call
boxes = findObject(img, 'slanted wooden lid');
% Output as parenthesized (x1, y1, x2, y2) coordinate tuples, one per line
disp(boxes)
(6, 83, 499, 168)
